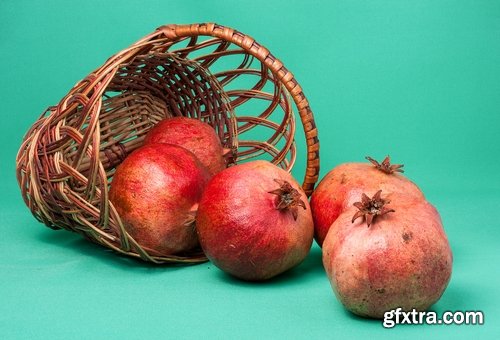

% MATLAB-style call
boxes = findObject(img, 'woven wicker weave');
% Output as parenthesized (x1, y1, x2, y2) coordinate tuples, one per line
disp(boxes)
(16, 23, 320, 263)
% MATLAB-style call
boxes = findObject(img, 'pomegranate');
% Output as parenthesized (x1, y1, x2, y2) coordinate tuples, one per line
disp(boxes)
(109, 143, 210, 256)
(322, 190, 452, 318)
(196, 160, 314, 281)
(144, 116, 227, 176)
(310, 156, 424, 246)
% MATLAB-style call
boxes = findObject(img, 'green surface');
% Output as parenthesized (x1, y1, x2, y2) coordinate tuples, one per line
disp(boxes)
(1, 0, 499, 339)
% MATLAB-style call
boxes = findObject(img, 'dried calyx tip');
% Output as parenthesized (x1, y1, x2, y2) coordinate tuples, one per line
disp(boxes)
(366, 155, 404, 174)
(268, 179, 306, 221)
(183, 203, 199, 229)
(352, 190, 395, 227)
(222, 147, 236, 165)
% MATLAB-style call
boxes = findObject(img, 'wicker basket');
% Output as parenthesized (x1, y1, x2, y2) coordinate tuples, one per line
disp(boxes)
(16, 23, 320, 264)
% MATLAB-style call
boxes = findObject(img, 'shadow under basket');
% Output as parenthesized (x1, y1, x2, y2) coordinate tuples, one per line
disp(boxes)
(16, 23, 320, 264)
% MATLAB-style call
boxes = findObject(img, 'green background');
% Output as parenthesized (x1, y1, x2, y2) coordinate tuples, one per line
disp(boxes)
(1, 0, 499, 339)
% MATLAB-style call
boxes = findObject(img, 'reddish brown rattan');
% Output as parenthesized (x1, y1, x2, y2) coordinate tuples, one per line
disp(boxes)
(16, 23, 320, 264)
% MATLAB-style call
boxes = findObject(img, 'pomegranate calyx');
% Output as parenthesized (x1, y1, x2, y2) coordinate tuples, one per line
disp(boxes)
(366, 155, 404, 174)
(351, 190, 395, 227)
(183, 214, 196, 229)
(268, 179, 306, 221)
(183, 203, 199, 229)
(222, 147, 236, 166)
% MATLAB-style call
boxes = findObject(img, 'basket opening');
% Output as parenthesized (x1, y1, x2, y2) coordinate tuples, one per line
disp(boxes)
(161, 34, 300, 173)
(87, 52, 236, 175)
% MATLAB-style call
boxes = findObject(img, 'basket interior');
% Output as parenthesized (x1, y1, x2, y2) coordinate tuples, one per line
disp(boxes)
(67, 52, 236, 177)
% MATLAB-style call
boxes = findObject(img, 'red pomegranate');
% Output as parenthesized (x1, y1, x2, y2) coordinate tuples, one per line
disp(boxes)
(322, 190, 452, 318)
(196, 160, 314, 281)
(109, 143, 210, 256)
(310, 156, 424, 246)
(144, 116, 227, 176)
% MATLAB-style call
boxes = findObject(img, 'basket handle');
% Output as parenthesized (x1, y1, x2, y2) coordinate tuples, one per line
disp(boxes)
(156, 23, 320, 196)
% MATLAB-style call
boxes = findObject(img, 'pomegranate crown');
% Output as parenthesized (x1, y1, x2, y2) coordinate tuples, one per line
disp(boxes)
(352, 190, 395, 227)
(268, 179, 306, 221)
(366, 155, 404, 174)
